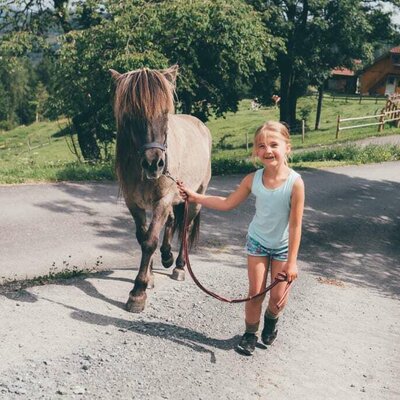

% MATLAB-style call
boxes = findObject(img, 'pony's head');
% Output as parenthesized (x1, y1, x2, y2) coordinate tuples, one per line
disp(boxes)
(110, 65, 178, 181)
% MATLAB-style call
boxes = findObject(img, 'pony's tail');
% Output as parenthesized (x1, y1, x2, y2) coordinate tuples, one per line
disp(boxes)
(173, 203, 200, 249)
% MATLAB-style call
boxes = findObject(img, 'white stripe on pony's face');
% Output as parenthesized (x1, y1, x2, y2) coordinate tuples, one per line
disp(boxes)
(140, 115, 168, 180)
(141, 147, 166, 180)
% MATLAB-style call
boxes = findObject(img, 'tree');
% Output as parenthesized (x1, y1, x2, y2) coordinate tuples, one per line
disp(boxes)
(247, 0, 399, 127)
(32, 82, 49, 122)
(0, 0, 105, 35)
(152, 0, 275, 120)
(0, 53, 36, 127)
(50, 0, 275, 160)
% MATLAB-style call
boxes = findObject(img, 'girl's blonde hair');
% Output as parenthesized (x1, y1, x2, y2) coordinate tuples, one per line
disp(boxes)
(251, 120, 291, 164)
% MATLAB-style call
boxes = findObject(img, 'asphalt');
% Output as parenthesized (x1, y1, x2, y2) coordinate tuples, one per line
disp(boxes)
(0, 162, 399, 399)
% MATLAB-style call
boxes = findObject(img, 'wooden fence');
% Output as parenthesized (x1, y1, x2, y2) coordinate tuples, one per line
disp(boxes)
(336, 110, 400, 138)
(0, 136, 52, 155)
(310, 92, 387, 104)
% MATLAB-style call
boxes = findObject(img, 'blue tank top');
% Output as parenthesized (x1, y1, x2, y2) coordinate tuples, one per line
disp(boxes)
(248, 168, 301, 249)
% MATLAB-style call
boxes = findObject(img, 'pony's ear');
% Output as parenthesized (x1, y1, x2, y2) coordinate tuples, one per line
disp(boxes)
(109, 69, 121, 80)
(162, 65, 179, 86)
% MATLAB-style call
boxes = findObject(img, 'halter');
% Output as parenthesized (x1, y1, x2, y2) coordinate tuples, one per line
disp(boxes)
(139, 137, 174, 180)
(139, 142, 167, 154)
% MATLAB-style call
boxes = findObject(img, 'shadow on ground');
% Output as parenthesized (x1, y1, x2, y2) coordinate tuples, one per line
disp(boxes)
(33, 168, 400, 299)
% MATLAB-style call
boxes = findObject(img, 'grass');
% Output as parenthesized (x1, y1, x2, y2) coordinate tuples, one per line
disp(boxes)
(0, 265, 96, 294)
(211, 144, 400, 175)
(207, 96, 398, 151)
(0, 95, 399, 183)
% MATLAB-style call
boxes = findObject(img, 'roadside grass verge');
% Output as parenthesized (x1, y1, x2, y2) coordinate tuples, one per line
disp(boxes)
(211, 144, 400, 175)
(0, 160, 115, 184)
(0, 266, 97, 294)
(1, 144, 399, 183)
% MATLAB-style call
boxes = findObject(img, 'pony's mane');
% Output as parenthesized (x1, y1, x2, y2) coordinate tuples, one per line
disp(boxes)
(113, 68, 175, 128)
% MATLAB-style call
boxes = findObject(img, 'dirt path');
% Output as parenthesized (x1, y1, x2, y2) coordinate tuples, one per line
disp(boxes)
(1, 162, 399, 399)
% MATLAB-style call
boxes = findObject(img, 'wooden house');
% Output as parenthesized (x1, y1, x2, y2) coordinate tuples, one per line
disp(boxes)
(359, 47, 400, 96)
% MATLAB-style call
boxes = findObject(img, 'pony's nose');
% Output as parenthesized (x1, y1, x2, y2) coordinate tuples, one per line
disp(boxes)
(157, 158, 164, 169)
(141, 157, 164, 172)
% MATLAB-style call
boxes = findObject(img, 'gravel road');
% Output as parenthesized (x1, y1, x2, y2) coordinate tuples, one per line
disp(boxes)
(1, 162, 399, 400)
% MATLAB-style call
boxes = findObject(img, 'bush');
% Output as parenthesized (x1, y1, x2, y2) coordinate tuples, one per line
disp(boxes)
(0, 120, 17, 131)
(212, 158, 256, 175)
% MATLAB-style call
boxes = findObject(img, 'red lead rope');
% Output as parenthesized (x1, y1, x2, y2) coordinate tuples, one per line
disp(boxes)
(181, 200, 292, 307)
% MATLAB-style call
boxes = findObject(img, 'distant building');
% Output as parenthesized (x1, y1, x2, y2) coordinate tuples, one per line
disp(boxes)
(359, 46, 400, 95)
(326, 67, 358, 94)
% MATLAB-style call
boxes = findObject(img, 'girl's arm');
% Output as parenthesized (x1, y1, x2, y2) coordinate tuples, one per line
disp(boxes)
(285, 178, 305, 282)
(177, 174, 253, 211)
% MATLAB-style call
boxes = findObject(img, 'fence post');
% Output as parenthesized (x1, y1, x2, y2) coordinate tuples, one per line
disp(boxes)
(359, 95, 362, 104)
(379, 113, 385, 132)
(336, 115, 340, 139)
(246, 131, 249, 152)
(302, 119, 305, 143)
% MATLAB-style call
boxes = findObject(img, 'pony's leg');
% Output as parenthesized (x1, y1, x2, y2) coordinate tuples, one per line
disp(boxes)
(173, 203, 201, 281)
(160, 212, 175, 268)
(126, 203, 171, 313)
(174, 241, 186, 281)
(128, 205, 154, 288)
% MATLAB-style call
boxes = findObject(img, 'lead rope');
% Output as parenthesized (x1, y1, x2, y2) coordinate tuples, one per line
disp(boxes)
(181, 199, 292, 307)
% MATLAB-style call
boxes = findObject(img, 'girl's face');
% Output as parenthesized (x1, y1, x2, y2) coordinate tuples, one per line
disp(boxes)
(255, 133, 290, 167)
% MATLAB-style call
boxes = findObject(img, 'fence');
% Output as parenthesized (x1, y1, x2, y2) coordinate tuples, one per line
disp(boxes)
(336, 111, 400, 138)
(310, 92, 387, 104)
(27, 136, 53, 151)
(0, 135, 53, 156)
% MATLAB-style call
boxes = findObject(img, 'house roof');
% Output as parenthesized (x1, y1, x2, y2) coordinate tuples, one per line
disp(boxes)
(331, 67, 355, 77)
(360, 47, 400, 73)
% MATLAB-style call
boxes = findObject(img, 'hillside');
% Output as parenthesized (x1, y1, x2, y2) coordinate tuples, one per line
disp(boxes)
(1, 95, 399, 183)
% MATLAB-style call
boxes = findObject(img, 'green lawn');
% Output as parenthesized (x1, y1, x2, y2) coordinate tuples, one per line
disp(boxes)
(0, 95, 399, 183)
(207, 96, 397, 152)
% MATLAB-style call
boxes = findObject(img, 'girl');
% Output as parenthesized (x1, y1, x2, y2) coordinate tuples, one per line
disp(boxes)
(177, 121, 305, 356)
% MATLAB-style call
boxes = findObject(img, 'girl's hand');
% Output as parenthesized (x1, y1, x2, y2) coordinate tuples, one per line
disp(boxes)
(177, 180, 198, 202)
(283, 261, 298, 283)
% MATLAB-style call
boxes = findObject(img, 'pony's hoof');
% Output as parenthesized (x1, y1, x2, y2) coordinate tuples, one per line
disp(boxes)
(171, 268, 185, 281)
(126, 295, 146, 313)
(162, 253, 174, 268)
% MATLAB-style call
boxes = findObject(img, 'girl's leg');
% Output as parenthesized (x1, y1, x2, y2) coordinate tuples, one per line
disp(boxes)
(236, 255, 269, 356)
(261, 259, 288, 346)
(268, 259, 289, 315)
(245, 255, 269, 327)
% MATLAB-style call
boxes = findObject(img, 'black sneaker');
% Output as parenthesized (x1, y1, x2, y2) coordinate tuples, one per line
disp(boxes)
(261, 316, 278, 346)
(236, 332, 257, 356)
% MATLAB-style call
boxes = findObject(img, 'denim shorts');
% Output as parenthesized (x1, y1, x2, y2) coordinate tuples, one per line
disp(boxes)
(245, 235, 288, 261)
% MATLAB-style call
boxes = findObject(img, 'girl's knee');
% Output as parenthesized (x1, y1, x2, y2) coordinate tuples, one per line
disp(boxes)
(268, 298, 286, 315)
(249, 293, 265, 305)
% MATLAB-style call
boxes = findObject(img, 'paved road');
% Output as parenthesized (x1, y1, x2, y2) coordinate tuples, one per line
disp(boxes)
(0, 182, 137, 283)
(0, 162, 399, 399)
(1, 161, 399, 295)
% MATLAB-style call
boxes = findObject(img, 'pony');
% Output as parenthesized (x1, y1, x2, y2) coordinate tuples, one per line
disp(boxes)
(110, 66, 212, 312)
